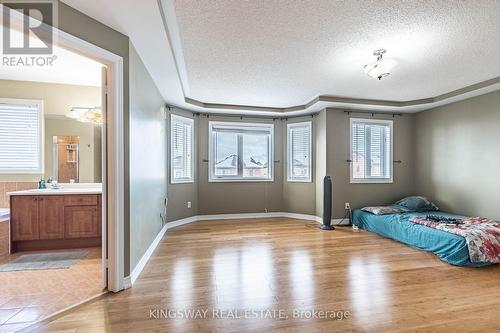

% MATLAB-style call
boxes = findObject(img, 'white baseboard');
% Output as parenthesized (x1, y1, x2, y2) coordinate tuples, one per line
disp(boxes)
(164, 215, 198, 229)
(123, 211, 350, 288)
(331, 218, 351, 225)
(123, 276, 132, 289)
(196, 212, 284, 221)
(124, 221, 169, 289)
(164, 212, 350, 229)
(281, 212, 320, 222)
(165, 212, 318, 229)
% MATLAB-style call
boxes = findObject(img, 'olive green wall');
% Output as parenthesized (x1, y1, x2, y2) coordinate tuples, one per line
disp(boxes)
(315, 111, 327, 218)
(165, 113, 319, 219)
(322, 109, 416, 218)
(415, 90, 500, 220)
(166, 108, 198, 222)
(129, 43, 167, 271)
(282, 116, 317, 216)
(197, 116, 284, 215)
(165, 108, 417, 220)
(167, 114, 318, 219)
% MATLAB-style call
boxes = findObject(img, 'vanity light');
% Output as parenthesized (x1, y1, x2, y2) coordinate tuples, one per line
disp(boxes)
(362, 49, 396, 80)
(67, 107, 102, 124)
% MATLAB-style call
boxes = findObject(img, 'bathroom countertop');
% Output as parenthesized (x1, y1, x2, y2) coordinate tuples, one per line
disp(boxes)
(7, 188, 102, 196)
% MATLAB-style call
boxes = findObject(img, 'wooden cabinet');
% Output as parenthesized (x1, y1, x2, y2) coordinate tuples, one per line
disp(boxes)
(11, 196, 39, 241)
(39, 196, 65, 240)
(10, 194, 102, 251)
(65, 205, 99, 238)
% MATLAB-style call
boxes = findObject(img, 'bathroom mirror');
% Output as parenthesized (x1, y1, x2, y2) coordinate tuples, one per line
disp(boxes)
(45, 116, 102, 183)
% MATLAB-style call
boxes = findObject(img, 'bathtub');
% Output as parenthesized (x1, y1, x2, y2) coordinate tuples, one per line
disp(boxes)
(0, 208, 9, 222)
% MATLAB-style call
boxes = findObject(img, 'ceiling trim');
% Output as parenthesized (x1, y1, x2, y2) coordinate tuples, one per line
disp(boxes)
(157, 0, 190, 97)
(184, 75, 500, 113)
(160, 2, 500, 116)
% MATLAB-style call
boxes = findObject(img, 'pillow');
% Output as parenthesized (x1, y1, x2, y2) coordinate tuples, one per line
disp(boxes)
(361, 206, 405, 215)
(394, 196, 439, 212)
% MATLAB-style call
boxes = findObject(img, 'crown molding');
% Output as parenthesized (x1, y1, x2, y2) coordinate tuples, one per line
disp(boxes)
(184, 76, 500, 114)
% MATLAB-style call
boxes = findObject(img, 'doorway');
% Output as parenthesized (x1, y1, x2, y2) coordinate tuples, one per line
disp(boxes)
(0, 7, 124, 331)
(0, 61, 107, 332)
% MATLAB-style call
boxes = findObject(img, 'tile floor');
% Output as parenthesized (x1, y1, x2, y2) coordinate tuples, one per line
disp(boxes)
(0, 247, 102, 333)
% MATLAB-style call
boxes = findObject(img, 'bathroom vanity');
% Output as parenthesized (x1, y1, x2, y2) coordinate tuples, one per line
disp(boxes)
(8, 188, 102, 252)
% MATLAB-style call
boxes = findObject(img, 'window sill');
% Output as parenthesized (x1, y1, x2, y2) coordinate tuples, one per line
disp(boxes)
(171, 180, 194, 184)
(350, 179, 393, 184)
(208, 178, 274, 183)
(287, 179, 312, 183)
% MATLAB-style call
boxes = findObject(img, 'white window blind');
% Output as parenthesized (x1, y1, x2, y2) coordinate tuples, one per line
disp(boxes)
(287, 121, 312, 182)
(170, 114, 193, 183)
(209, 122, 274, 181)
(350, 118, 393, 183)
(0, 100, 42, 173)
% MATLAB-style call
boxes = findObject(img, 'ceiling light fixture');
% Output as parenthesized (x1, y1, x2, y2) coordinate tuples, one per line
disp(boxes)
(362, 49, 396, 80)
(67, 107, 103, 124)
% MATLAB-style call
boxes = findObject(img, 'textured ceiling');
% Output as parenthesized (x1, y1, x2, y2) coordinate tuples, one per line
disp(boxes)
(174, 0, 500, 107)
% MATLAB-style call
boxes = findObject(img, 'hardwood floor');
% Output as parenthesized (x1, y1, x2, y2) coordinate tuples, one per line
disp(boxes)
(31, 218, 500, 332)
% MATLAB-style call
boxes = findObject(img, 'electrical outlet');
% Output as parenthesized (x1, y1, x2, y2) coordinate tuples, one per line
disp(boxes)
(187, 201, 192, 208)
(345, 202, 350, 210)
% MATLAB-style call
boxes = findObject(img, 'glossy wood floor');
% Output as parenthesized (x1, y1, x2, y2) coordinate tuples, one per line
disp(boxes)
(31, 218, 500, 333)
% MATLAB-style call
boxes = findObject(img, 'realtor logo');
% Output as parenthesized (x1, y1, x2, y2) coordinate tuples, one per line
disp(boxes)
(1, 0, 57, 55)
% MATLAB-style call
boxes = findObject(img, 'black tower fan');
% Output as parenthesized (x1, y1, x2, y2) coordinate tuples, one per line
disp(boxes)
(321, 176, 335, 230)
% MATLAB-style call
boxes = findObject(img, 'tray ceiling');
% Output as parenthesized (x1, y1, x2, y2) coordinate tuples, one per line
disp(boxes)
(60, 0, 500, 116)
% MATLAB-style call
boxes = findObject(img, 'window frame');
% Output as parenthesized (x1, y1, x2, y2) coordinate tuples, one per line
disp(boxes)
(287, 121, 312, 183)
(208, 121, 274, 183)
(0, 98, 44, 174)
(170, 114, 194, 184)
(349, 117, 393, 184)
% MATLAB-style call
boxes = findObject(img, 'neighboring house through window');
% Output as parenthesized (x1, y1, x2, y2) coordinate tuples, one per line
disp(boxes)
(350, 118, 393, 183)
(209, 121, 274, 181)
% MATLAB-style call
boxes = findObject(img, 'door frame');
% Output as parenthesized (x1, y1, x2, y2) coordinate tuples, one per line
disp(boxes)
(53, 30, 125, 292)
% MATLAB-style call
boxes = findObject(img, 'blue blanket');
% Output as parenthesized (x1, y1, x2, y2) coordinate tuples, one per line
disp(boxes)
(352, 209, 490, 267)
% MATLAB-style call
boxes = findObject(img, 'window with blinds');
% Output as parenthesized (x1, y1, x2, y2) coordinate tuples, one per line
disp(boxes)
(287, 121, 312, 182)
(350, 118, 393, 183)
(0, 100, 43, 173)
(170, 114, 194, 183)
(209, 121, 274, 181)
